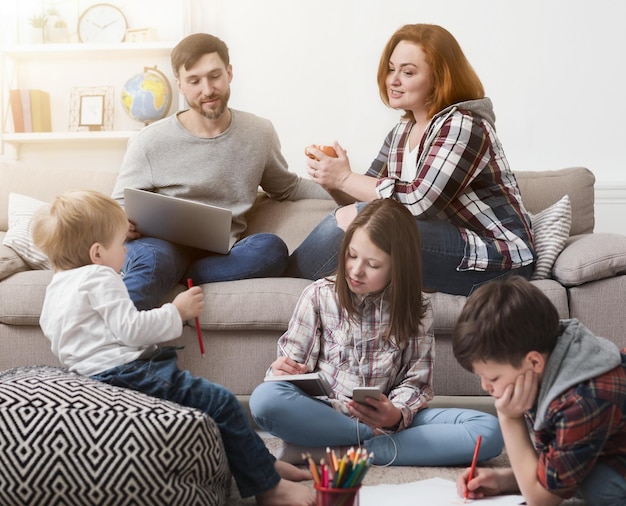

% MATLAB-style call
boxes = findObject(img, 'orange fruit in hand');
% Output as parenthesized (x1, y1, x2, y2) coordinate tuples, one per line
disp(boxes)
(305, 144, 337, 160)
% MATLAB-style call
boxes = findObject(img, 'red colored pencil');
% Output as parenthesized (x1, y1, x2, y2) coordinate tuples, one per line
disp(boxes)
(187, 279, 205, 356)
(464, 435, 482, 503)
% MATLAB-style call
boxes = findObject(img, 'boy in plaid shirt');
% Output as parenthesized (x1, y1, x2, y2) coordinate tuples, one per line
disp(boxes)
(453, 276, 626, 506)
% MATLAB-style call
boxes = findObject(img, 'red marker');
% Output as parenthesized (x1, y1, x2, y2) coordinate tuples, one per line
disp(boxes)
(187, 278, 205, 356)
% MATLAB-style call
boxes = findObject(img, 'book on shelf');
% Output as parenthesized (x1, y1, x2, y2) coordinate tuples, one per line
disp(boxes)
(264, 372, 334, 398)
(8, 90, 24, 133)
(8, 89, 51, 133)
(29, 90, 51, 132)
(20, 89, 32, 132)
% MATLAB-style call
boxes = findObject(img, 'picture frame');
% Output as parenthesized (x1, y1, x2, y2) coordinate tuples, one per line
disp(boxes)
(79, 95, 104, 128)
(69, 86, 114, 131)
(125, 28, 158, 42)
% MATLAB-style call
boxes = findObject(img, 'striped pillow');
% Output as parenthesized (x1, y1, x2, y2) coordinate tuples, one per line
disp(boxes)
(530, 195, 571, 280)
(2, 193, 51, 270)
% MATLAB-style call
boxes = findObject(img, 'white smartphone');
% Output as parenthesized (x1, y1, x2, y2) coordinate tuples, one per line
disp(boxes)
(352, 387, 382, 404)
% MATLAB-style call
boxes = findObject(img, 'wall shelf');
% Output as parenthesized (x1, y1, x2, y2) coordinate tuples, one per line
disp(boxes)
(0, 0, 191, 168)
(2, 41, 177, 60)
(1, 41, 175, 160)
(3, 131, 138, 144)
(2, 131, 140, 160)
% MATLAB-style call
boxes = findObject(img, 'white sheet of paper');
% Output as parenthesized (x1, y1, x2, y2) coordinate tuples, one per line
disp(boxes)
(359, 477, 525, 505)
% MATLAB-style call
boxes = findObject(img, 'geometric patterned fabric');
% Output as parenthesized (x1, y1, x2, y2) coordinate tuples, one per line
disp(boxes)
(0, 366, 231, 505)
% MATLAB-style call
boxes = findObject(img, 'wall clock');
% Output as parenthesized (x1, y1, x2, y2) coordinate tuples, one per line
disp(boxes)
(78, 3, 128, 43)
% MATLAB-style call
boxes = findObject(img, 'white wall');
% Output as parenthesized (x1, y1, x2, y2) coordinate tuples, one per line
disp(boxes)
(197, 0, 626, 233)
(2, 0, 626, 232)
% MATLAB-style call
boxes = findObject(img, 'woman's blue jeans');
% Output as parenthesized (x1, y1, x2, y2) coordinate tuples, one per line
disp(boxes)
(250, 381, 504, 466)
(91, 347, 280, 499)
(123, 233, 288, 310)
(285, 206, 533, 296)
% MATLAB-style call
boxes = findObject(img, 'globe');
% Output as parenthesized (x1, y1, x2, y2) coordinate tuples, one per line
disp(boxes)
(121, 66, 173, 125)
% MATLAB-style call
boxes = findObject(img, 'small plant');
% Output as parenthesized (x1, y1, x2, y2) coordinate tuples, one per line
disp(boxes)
(28, 14, 48, 28)
(54, 19, 67, 28)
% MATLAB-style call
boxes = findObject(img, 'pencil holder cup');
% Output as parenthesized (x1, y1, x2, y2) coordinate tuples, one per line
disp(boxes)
(314, 484, 361, 506)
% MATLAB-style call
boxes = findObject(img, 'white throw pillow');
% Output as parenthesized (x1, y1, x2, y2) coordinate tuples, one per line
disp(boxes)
(530, 195, 572, 280)
(2, 193, 51, 270)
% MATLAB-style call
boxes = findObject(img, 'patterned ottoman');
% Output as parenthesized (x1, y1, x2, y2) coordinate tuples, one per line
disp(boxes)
(0, 366, 231, 505)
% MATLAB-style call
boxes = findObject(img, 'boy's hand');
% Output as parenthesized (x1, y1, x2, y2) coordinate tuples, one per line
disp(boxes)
(270, 356, 307, 376)
(172, 286, 204, 321)
(495, 368, 539, 419)
(457, 467, 511, 499)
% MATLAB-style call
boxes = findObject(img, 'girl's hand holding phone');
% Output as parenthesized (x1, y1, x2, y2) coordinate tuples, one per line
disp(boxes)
(347, 392, 402, 430)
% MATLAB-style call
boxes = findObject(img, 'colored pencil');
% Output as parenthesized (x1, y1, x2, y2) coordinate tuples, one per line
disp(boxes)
(464, 435, 482, 503)
(315, 448, 371, 490)
(305, 452, 322, 486)
(187, 279, 205, 356)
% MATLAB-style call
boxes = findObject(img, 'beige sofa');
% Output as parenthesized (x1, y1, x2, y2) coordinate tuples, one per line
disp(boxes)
(2, 164, 626, 415)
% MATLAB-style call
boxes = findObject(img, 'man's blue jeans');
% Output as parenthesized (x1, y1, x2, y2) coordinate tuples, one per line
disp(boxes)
(123, 233, 288, 310)
(250, 381, 504, 466)
(285, 206, 534, 296)
(91, 347, 280, 499)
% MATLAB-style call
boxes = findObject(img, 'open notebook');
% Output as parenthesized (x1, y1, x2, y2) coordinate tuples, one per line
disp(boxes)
(264, 372, 333, 398)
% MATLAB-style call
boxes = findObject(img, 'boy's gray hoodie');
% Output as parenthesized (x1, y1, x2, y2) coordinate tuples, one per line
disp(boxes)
(534, 318, 622, 430)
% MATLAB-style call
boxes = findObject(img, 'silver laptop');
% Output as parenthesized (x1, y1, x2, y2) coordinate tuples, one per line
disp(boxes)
(123, 188, 235, 254)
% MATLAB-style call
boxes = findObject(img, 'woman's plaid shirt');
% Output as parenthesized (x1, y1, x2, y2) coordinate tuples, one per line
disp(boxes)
(367, 100, 535, 271)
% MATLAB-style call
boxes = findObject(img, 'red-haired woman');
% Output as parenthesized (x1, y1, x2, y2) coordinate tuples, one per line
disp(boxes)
(287, 24, 535, 296)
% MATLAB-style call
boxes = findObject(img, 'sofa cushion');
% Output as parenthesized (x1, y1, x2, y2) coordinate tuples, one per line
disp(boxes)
(244, 196, 336, 253)
(530, 195, 571, 280)
(195, 277, 312, 330)
(0, 164, 118, 232)
(552, 233, 626, 287)
(568, 276, 626, 346)
(2, 193, 51, 270)
(515, 167, 595, 236)
(0, 270, 52, 326)
(0, 235, 29, 281)
(0, 365, 231, 505)
(426, 278, 569, 335)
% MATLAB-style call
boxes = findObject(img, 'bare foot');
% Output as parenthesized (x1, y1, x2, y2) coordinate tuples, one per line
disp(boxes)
(275, 460, 312, 481)
(256, 479, 315, 506)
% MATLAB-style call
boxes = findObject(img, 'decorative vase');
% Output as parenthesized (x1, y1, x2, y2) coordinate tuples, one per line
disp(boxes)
(30, 28, 44, 44)
(46, 27, 70, 43)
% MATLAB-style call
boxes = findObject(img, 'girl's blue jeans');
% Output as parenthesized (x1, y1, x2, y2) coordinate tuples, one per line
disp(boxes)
(91, 347, 280, 499)
(123, 233, 288, 310)
(250, 381, 504, 466)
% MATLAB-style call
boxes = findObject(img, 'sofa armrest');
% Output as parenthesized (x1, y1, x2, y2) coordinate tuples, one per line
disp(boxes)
(552, 233, 626, 286)
(0, 234, 29, 281)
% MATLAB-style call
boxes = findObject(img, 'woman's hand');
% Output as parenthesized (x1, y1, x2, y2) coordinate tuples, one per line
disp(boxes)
(306, 142, 352, 192)
(270, 355, 308, 376)
(347, 393, 402, 430)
